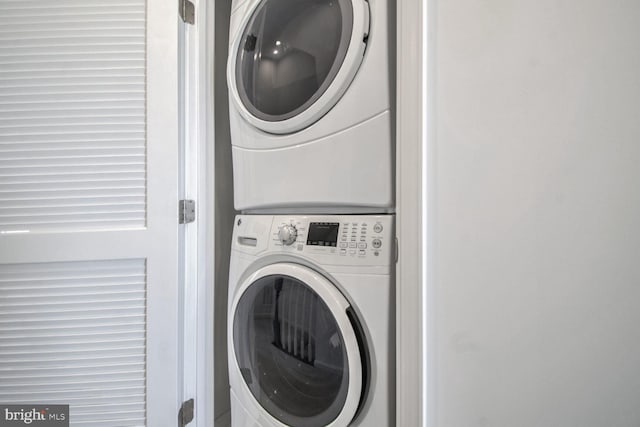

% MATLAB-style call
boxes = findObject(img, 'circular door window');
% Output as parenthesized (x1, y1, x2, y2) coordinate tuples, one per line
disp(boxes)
(233, 271, 361, 426)
(230, 0, 369, 134)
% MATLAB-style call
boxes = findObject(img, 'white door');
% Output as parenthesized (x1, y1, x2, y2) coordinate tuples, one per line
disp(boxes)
(0, 0, 180, 425)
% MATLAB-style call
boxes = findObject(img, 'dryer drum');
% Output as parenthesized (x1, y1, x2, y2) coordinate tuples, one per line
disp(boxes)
(235, 0, 354, 123)
(233, 274, 363, 427)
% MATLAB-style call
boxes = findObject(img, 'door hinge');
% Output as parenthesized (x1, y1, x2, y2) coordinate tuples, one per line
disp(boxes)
(178, 398, 194, 427)
(179, 0, 195, 24)
(179, 200, 196, 224)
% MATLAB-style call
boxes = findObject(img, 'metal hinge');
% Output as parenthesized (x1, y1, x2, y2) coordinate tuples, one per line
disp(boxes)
(178, 398, 194, 427)
(179, 0, 195, 24)
(179, 200, 196, 224)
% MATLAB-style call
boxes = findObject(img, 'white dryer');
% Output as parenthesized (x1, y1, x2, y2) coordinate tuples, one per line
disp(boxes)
(228, 0, 395, 212)
(228, 214, 395, 426)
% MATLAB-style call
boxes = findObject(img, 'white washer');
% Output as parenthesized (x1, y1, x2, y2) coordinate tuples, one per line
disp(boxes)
(228, 0, 395, 212)
(228, 214, 395, 426)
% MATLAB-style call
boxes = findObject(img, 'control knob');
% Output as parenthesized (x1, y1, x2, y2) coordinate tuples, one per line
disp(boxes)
(278, 224, 298, 246)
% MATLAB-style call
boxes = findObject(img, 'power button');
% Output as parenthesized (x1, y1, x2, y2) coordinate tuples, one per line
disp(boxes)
(373, 223, 383, 233)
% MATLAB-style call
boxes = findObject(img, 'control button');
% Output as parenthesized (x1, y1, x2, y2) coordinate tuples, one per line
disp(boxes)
(341, 235, 347, 241)
(358, 242, 367, 249)
(349, 242, 357, 248)
(361, 229, 367, 234)
(339, 242, 348, 248)
(351, 237, 356, 242)
(372, 239, 382, 249)
(374, 251, 380, 256)
(360, 237, 367, 242)
(340, 249, 347, 255)
(358, 250, 366, 256)
(349, 249, 356, 255)
(373, 223, 383, 233)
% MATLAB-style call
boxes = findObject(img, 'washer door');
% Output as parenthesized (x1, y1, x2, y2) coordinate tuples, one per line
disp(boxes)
(231, 263, 365, 427)
(228, 0, 370, 135)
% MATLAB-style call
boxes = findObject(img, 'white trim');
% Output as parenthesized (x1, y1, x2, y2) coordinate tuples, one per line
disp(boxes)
(196, 0, 217, 424)
(227, 0, 369, 134)
(421, 0, 435, 424)
(145, 0, 182, 422)
(180, 0, 218, 425)
(421, 0, 429, 423)
(178, 7, 199, 426)
(423, 2, 437, 425)
(396, 0, 429, 426)
(228, 263, 363, 427)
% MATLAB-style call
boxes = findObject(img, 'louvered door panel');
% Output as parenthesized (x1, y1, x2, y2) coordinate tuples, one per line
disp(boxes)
(0, 0, 179, 425)
(0, 0, 146, 233)
(0, 259, 147, 426)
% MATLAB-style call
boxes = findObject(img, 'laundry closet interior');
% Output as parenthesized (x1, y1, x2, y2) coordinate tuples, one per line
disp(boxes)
(204, 0, 407, 425)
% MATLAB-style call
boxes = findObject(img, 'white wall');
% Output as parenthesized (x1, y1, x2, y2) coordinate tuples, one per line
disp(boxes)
(433, 0, 640, 425)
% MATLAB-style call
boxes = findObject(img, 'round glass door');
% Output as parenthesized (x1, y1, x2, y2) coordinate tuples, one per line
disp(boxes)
(233, 273, 357, 427)
(235, 0, 354, 123)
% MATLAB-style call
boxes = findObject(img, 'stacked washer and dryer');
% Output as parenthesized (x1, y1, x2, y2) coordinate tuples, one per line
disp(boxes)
(226, 0, 395, 426)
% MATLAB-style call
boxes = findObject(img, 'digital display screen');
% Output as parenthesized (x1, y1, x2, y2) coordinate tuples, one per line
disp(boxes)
(306, 222, 339, 247)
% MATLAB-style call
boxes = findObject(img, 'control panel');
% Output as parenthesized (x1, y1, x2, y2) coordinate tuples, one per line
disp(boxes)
(268, 215, 394, 266)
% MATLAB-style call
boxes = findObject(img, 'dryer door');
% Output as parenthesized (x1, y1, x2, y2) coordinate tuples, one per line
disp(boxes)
(230, 263, 367, 427)
(228, 0, 370, 135)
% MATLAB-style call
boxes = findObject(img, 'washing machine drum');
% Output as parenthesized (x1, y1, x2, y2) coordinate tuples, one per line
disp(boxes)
(232, 265, 369, 427)
(229, 0, 370, 134)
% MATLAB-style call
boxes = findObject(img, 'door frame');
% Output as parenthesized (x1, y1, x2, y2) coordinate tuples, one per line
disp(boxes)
(396, 0, 433, 426)
(179, 0, 217, 425)
(189, 0, 434, 425)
